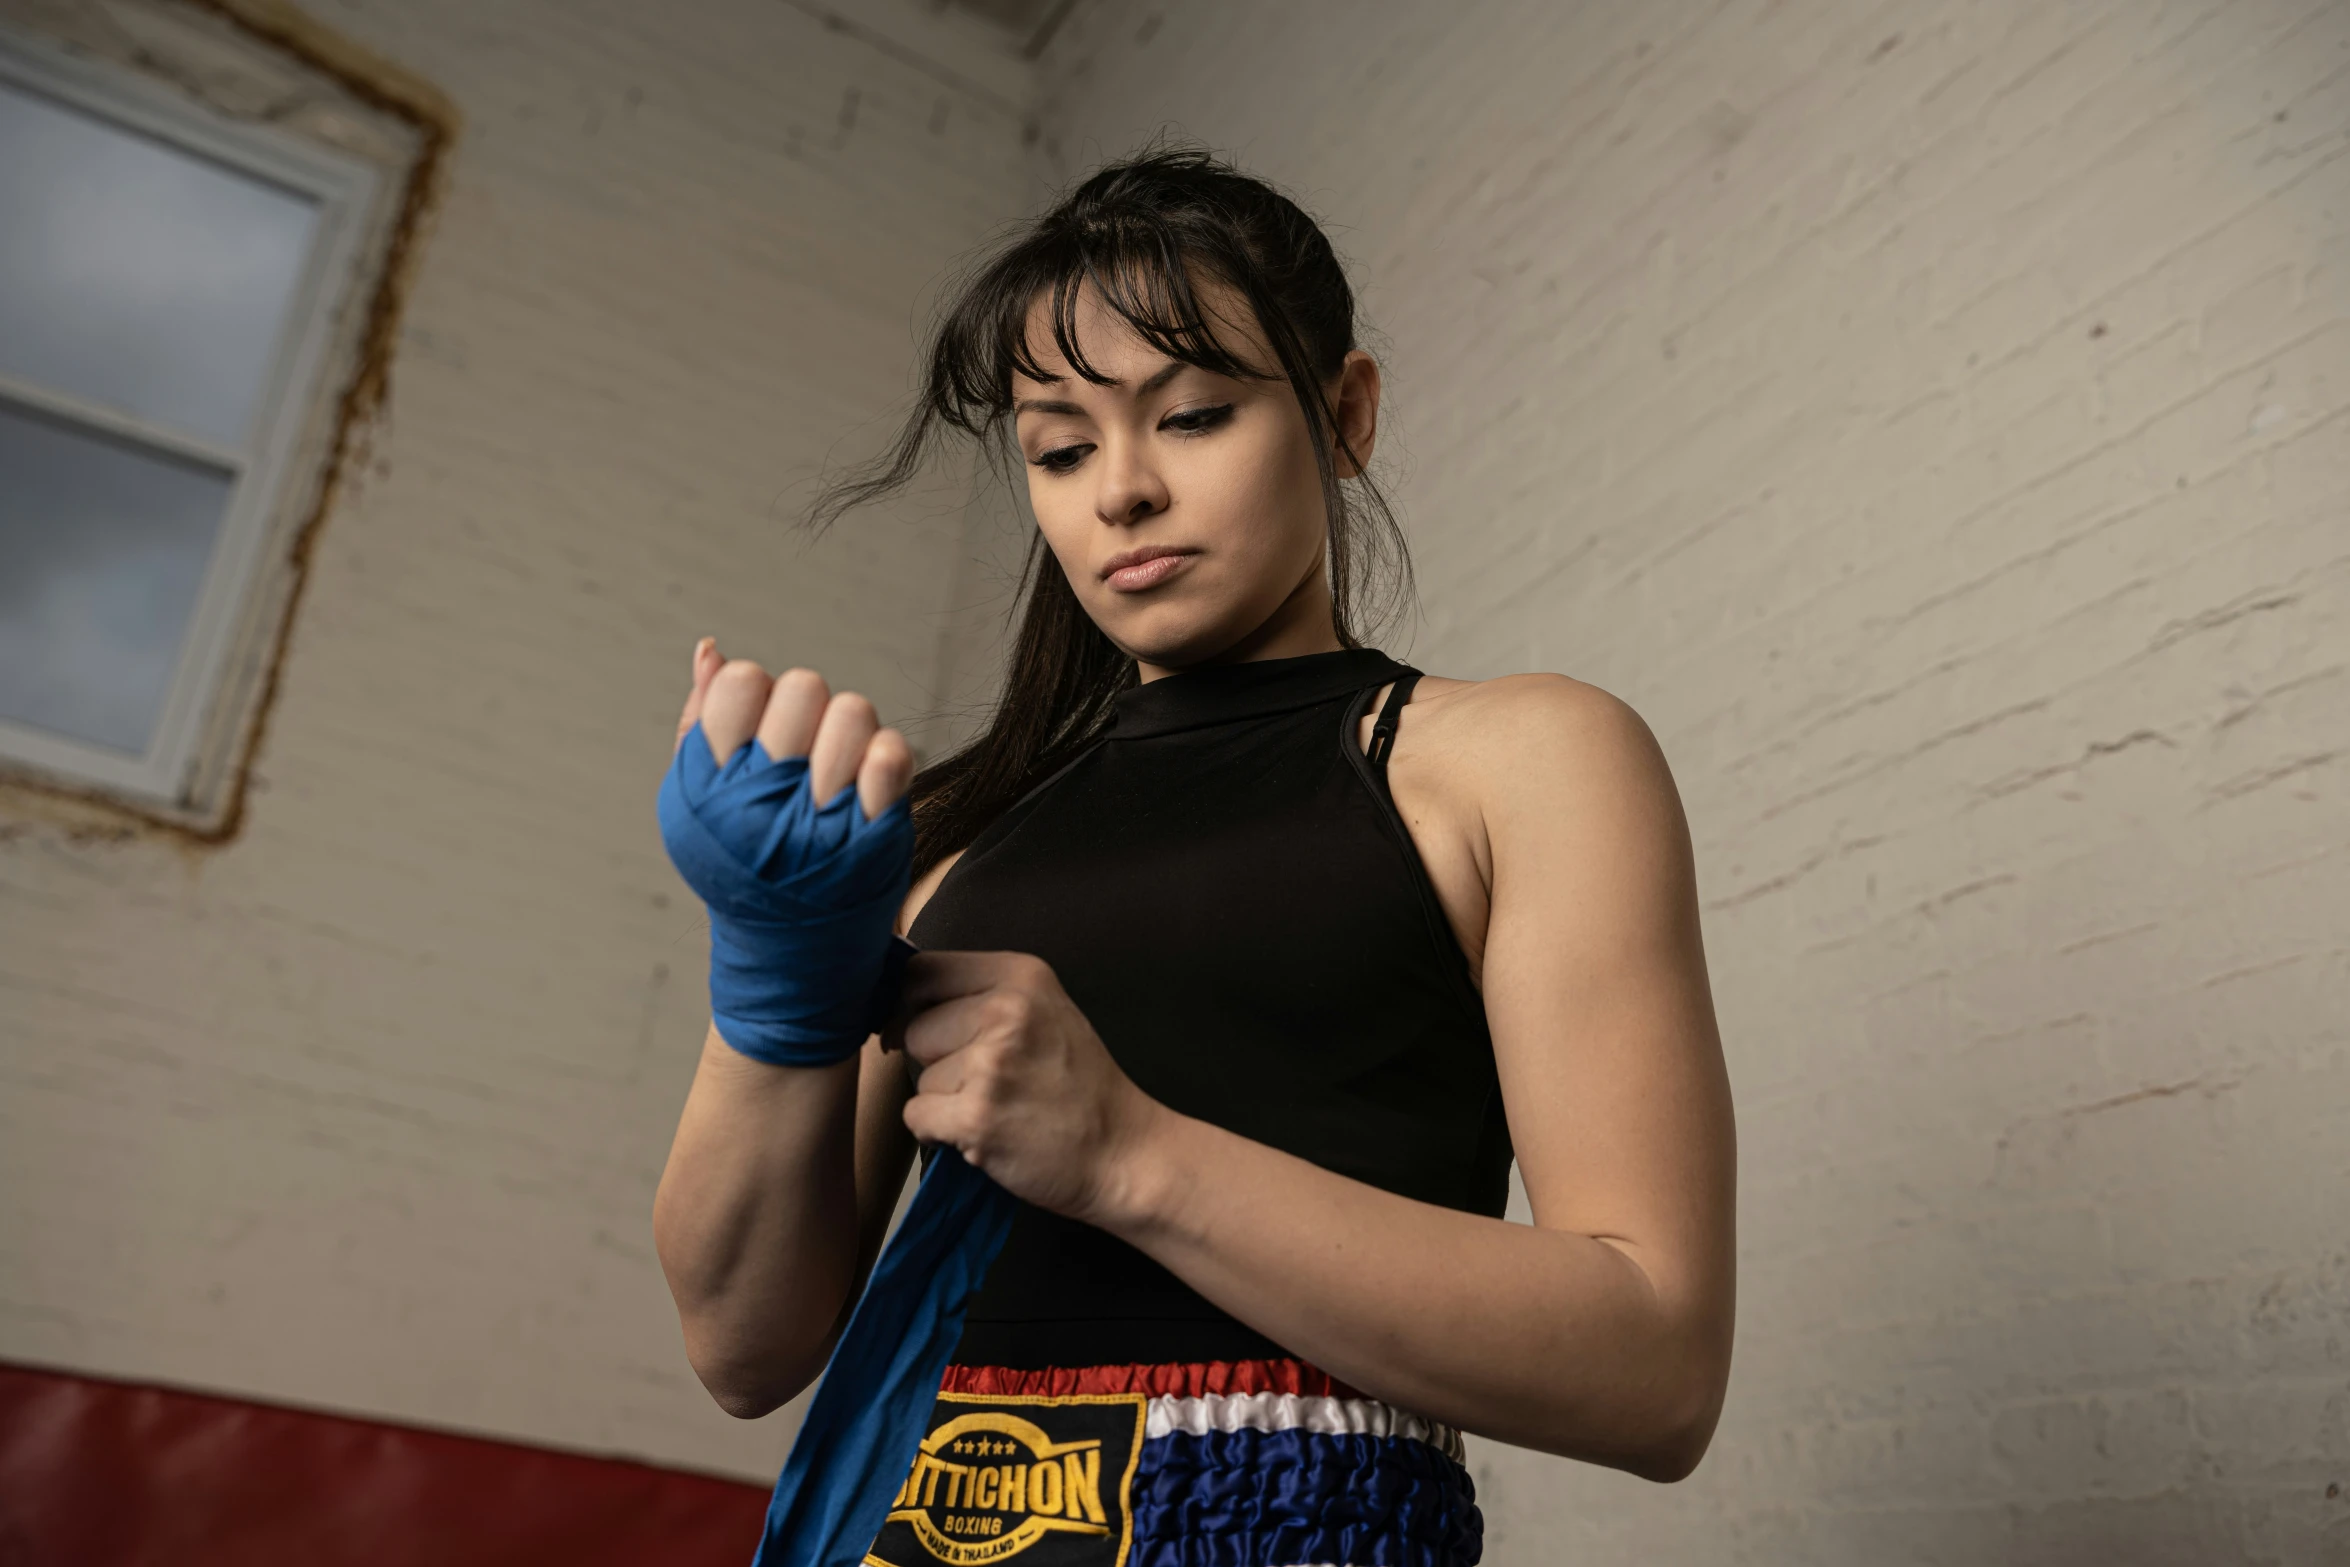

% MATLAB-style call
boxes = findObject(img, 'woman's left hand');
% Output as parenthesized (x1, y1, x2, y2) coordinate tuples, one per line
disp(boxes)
(892, 951, 1165, 1224)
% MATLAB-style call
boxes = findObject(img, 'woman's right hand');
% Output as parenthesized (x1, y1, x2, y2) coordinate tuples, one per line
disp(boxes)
(675, 635, 915, 823)
(655, 637, 924, 1417)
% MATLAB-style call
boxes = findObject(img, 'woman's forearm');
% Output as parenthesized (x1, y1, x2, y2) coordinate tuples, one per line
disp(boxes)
(652, 1026, 905, 1417)
(1089, 1104, 1728, 1479)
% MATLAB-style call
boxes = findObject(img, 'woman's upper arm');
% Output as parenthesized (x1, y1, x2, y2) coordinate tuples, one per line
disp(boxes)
(1472, 678, 1736, 1361)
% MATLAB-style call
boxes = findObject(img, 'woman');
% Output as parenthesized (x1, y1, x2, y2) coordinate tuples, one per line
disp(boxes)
(654, 148, 1735, 1567)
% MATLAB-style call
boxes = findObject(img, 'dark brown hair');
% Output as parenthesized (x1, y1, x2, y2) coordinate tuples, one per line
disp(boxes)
(814, 145, 1413, 880)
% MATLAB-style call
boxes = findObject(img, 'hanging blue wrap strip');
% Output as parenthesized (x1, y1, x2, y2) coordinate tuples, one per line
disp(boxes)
(658, 724, 1018, 1565)
(752, 1148, 1018, 1567)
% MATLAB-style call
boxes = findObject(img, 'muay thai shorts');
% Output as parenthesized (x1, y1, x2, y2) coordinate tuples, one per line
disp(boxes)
(864, 1357, 1482, 1567)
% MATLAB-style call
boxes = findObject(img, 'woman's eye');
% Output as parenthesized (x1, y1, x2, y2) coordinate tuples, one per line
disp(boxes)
(1162, 403, 1234, 436)
(1033, 444, 1090, 474)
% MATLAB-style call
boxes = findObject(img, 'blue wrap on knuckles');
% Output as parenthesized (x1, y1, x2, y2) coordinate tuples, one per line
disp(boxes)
(658, 722, 916, 1062)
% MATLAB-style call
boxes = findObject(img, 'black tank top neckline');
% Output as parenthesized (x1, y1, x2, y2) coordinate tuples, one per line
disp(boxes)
(912, 645, 1510, 1369)
(1104, 645, 1409, 741)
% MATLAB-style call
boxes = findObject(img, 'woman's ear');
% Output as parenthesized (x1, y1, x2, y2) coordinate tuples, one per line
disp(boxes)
(1330, 350, 1382, 478)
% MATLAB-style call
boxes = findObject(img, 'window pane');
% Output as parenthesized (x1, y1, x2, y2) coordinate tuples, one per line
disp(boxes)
(0, 401, 232, 756)
(0, 80, 320, 450)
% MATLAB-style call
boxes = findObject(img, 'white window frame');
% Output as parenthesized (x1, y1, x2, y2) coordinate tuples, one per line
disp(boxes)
(0, 31, 379, 804)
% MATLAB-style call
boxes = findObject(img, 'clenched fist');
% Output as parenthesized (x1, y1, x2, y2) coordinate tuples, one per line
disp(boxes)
(660, 637, 920, 1062)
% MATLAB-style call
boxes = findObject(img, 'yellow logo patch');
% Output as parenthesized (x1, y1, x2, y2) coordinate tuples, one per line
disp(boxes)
(865, 1391, 1146, 1567)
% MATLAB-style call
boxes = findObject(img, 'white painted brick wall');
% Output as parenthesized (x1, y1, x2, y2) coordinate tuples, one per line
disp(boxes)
(1036, 1, 2347, 1560)
(5, 0, 2344, 1548)
(0, 0, 1032, 1480)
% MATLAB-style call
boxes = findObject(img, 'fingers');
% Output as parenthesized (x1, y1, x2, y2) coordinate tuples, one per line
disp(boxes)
(899, 987, 1009, 1068)
(809, 691, 879, 803)
(699, 657, 774, 762)
(888, 949, 1057, 1047)
(755, 668, 830, 763)
(894, 952, 996, 1021)
(674, 637, 722, 752)
(674, 641, 905, 810)
(900, 1086, 966, 1154)
(888, 953, 1081, 1165)
(899, 1020, 997, 1153)
(859, 727, 915, 821)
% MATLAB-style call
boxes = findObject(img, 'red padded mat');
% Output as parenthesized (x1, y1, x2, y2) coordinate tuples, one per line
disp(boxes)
(0, 1361, 768, 1565)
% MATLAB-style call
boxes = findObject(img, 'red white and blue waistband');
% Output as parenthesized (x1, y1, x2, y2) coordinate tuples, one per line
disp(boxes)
(936, 1359, 1482, 1567)
(941, 1359, 1467, 1466)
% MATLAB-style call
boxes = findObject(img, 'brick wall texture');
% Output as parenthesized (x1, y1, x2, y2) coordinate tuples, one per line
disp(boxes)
(1032, 1, 2349, 1561)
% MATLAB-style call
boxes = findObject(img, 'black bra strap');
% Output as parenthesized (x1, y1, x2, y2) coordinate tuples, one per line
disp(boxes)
(1367, 672, 1420, 767)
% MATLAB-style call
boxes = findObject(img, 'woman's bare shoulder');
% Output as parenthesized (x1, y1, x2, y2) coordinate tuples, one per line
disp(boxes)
(1405, 671, 1675, 819)
(1407, 670, 1652, 747)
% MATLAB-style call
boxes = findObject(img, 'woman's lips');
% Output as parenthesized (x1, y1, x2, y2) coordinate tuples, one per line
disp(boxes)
(1103, 551, 1196, 592)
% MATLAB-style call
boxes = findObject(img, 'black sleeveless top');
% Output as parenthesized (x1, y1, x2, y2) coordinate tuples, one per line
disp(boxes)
(908, 647, 1511, 1368)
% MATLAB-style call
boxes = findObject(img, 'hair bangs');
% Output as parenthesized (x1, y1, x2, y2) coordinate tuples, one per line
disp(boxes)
(946, 227, 1273, 444)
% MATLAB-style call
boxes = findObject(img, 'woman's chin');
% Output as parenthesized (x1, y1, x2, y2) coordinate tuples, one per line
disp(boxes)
(1093, 598, 1226, 668)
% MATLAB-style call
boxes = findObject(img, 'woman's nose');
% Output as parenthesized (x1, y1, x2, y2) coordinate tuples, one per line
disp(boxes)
(1093, 438, 1170, 525)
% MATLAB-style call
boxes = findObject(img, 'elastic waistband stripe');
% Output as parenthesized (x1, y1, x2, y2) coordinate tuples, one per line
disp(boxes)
(1146, 1391, 1465, 1463)
(940, 1357, 1362, 1401)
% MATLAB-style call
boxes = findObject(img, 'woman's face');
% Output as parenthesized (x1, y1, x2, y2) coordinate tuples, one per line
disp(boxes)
(1010, 281, 1379, 674)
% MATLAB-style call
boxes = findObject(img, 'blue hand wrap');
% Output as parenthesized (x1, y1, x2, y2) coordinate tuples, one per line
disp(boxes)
(658, 723, 915, 1063)
(656, 721, 1020, 1567)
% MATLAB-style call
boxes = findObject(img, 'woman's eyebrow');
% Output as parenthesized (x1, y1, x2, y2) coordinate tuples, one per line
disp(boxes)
(1014, 360, 1193, 417)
